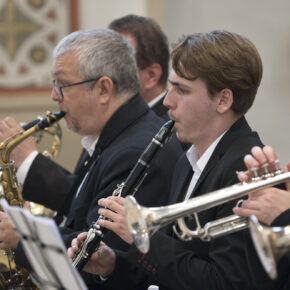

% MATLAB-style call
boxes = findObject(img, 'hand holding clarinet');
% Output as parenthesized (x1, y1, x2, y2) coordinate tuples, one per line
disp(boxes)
(69, 120, 175, 273)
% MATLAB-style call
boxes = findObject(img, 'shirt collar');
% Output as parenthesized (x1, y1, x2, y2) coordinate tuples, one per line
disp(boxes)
(81, 135, 99, 157)
(186, 130, 227, 174)
(148, 90, 167, 108)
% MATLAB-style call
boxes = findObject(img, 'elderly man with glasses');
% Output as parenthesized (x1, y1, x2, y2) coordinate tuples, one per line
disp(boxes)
(0, 28, 182, 289)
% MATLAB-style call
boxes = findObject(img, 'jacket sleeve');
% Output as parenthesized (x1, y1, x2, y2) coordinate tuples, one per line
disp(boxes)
(22, 153, 77, 212)
(271, 209, 290, 227)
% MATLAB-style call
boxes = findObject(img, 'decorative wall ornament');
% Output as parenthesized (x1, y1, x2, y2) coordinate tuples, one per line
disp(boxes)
(0, 0, 77, 89)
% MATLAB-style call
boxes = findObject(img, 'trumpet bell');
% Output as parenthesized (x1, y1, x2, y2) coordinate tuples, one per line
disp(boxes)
(249, 215, 290, 279)
(249, 215, 278, 279)
(125, 195, 150, 254)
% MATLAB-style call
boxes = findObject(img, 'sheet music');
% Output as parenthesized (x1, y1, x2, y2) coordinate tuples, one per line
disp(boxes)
(0, 199, 88, 290)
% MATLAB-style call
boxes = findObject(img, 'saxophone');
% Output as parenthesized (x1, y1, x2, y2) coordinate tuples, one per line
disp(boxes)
(21, 114, 63, 217)
(0, 111, 65, 290)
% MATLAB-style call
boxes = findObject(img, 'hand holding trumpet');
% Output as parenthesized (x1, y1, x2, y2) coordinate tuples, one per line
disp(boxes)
(233, 145, 290, 225)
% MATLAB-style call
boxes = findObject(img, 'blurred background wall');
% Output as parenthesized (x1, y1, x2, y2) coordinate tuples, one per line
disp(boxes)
(0, 0, 289, 171)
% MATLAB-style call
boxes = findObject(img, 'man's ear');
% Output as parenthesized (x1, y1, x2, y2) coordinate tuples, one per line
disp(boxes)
(95, 76, 115, 104)
(141, 63, 162, 89)
(216, 88, 233, 114)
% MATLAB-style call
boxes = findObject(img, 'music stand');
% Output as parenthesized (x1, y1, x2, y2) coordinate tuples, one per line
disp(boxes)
(0, 199, 88, 290)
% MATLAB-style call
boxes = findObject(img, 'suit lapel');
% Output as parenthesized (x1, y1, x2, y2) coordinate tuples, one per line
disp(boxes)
(74, 149, 89, 174)
(169, 155, 193, 203)
(191, 153, 221, 198)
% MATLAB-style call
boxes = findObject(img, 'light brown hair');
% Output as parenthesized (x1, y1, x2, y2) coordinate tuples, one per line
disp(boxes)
(172, 30, 263, 114)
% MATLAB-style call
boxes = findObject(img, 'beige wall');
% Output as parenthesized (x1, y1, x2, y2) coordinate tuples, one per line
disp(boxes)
(80, 0, 147, 28)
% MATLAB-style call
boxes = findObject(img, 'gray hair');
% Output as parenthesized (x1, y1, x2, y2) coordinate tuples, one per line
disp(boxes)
(53, 28, 140, 96)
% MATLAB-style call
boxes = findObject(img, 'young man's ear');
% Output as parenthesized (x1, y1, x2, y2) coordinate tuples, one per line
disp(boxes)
(216, 88, 233, 114)
(95, 76, 115, 104)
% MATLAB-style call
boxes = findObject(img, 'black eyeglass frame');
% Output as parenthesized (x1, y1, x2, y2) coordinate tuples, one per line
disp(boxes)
(52, 77, 102, 100)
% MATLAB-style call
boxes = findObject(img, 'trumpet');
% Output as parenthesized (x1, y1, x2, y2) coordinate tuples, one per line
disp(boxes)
(125, 161, 290, 253)
(249, 215, 290, 280)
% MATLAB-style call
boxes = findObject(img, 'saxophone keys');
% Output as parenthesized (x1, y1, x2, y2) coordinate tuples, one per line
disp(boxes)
(0, 181, 7, 191)
(5, 191, 14, 202)
(10, 198, 21, 207)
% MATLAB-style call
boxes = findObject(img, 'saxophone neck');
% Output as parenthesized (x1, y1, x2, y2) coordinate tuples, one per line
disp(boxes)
(0, 111, 65, 165)
(0, 127, 37, 165)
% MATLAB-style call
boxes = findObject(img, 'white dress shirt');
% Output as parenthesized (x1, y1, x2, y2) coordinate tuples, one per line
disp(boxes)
(147, 90, 167, 108)
(184, 131, 227, 200)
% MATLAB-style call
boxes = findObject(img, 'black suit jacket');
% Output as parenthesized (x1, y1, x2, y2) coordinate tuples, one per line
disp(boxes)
(21, 148, 89, 215)
(104, 116, 281, 290)
(20, 92, 182, 215)
(17, 94, 182, 288)
(22, 93, 168, 212)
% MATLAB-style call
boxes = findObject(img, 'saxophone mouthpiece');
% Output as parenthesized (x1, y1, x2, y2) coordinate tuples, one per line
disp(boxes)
(21, 111, 66, 131)
(54, 111, 66, 119)
(37, 111, 66, 130)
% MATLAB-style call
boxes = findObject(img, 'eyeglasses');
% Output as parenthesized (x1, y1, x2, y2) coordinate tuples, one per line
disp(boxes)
(52, 77, 101, 100)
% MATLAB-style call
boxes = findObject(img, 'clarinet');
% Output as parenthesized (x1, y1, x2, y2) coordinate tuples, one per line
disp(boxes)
(72, 119, 175, 271)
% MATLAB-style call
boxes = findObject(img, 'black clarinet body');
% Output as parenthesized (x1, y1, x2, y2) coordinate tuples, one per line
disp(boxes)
(72, 120, 175, 271)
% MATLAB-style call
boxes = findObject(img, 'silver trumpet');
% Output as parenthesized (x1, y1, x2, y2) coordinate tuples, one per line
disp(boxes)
(125, 161, 290, 254)
(249, 215, 290, 279)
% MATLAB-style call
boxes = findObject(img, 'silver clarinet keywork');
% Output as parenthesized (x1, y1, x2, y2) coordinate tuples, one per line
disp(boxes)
(72, 120, 175, 271)
(125, 160, 290, 253)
